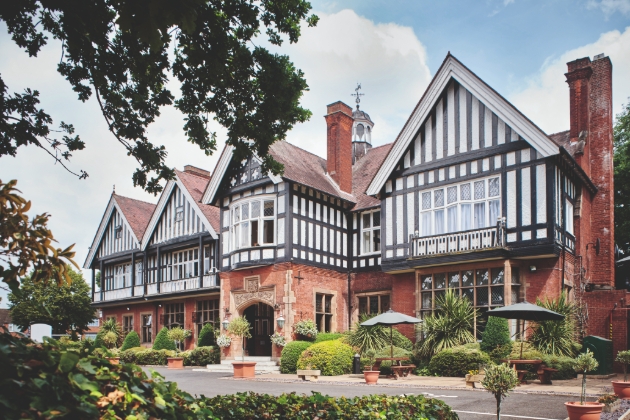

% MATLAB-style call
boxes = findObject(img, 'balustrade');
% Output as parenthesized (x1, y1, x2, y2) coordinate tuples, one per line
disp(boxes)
(94, 274, 218, 302)
(410, 226, 502, 258)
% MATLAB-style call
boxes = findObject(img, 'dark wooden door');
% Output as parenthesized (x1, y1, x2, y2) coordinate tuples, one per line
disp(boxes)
(243, 302, 273, 356)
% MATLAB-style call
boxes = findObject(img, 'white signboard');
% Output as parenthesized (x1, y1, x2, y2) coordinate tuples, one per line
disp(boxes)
(30, 323, 52, 343)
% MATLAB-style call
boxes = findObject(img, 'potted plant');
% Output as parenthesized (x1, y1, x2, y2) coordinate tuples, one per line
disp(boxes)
(227, 316, 255, 378)
(612, 350, 630, 399)
(102, 331, 120, 364)
(465, 367, 486, 388)
(565, 350, 604, 420)
(481, 363, 519, 420)
(363, 349, 380, 385)
(166, 327, 191, 369)
(270, 332, 286, 348)
(294, 319, 318, 341)
(597, 394, 620, 413)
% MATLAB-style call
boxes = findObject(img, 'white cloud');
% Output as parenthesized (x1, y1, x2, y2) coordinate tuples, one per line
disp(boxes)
(509, 26, 630, 134)
(587, 0, 630, 16)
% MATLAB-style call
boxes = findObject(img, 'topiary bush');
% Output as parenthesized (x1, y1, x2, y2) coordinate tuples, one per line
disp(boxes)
(198, 323, 216, 347)
(153, 327, 176, 351)
(481, 317, 511, 363)
(541, 355, 577, 380)
(183, 346, 219, 366)
(428, 345, 491, 377)
(297, 340, 354, 376)
(280, 340, 312, 374)
(314, 333, 343, 343)
(121, 331, 141, 351)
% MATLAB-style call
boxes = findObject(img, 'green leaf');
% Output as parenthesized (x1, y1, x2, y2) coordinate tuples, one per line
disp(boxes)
(57, 351, 79, 373)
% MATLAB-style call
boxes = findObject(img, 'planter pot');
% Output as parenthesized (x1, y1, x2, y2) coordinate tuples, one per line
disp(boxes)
(106, 357, 120, 365)
(612, 380, 630, 399)
(167, 357, 184, 370)
(602, 399, 621, 413)
(232, 361, 257, 378)
(565, 402, 604, 420)
(364, 371, 380, 385)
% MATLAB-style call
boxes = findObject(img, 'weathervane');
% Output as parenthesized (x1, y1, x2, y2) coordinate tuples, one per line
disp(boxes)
(351, 83, 364, 110)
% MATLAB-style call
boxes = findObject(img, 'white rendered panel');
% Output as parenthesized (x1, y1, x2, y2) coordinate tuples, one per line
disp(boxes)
(396, 195, 404, 244)
(343, 233, 347, 256)
(459, 85, 468, 153)
(522, 231, 532, 240)
(308, 222, 313, 248)
(323, 227, 328, 252)
(495, 155, 502, 169)
(537, 228, 547, 238)
(425, 115, 433, 162)
(507, 152, 516, 166)
(293, 219, 298, 244)
(308, 200, 313, 219)
(386, 197, 393, 246)
(448, 83, 455, 156)
(436, 98, 443, 159)
(521, 149, 530, 163)
(315, 203, 320, 221)
(337, 231, 341, 255)
(414, 132, 422, 165)
(278, 195, 285, 214)
(300, 198, 306, 216)
(396, 178, 403, 191)
(278, 218, 285, 245)
(482, 158, 490, 172)
(522, 167, 531, 226)
(507, 171, 517, 228)
(485, 106, 492, 147)
(471, 97, 479, 150)
(536, 164, 547, 224)
(404, 151, 410, 168)
(293, 196, 298, 214)
(498, 119, 505, 145)
(407, 193, 415, 238)
(300, 220, 306, 246)
(316, 224, 321, 249)
(407, 175, 415, 188)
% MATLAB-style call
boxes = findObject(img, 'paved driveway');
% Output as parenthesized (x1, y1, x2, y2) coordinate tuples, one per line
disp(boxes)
(144, 367, 572, 420)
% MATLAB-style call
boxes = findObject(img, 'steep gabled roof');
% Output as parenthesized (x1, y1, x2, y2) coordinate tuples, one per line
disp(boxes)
(83, 194, 156, 268)
(366, 53, 561, 196)
(549, 130, 573, 156)
(0, 309, 12, 326)
(352, 143, 393, 211)
(176, 169, 220, 232)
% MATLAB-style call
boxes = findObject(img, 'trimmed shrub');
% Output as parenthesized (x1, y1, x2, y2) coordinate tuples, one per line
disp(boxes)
(183, 346, 220, 366)
(297, 340, 354, 376)
(153, 327, 176, 351)
(119, 348, 175, 365)
(198, 323, 216, 347)
(314, 333, 343, 343)
(509, 341, 543, 360)
(391, 329, 413, 351)
(121, 331, 141, 351)
(280, 340, 312, 374)
(481, 317, 511, 363)
(540, 355, 577, 380)
(429, 345, 491, 377)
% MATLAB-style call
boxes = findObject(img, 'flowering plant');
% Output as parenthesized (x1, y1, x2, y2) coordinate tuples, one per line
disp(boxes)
(597, 394, 618, 404)
(216, 334, 232, 348)
(294, 319, 318, 339)
(270, 332, 286, 347)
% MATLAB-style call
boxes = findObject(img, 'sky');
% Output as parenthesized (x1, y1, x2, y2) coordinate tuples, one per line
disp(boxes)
(1, 0, 630, 306)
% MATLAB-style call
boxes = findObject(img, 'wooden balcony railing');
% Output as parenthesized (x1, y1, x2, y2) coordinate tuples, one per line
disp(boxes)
(409, 226, 505, 258)
(93, 274, 218, 302)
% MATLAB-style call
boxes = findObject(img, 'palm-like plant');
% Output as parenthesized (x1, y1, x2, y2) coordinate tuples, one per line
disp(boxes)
(417, 290, 476, 358)
(529, 292, 576, 357)
(345, 314, 389, 353)
(99, 318, 123, 347)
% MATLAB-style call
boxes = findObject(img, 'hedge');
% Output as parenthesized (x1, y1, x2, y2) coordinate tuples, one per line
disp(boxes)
(540, 355, 577, 380)
(297, 340, 354, 376)
(121, 331, 141, 351)
(183, 346, 220, 366)
(152, 327, 176, 351)
(198, 323, 216, 347)
(314, 333, 343, 343)
(280, 341, 312, 374)
(429, 345, 491, 377)
(119, 348, 175, 365)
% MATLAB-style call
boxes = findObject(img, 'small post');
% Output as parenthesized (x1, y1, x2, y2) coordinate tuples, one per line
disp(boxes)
(354, 353, 361, 374)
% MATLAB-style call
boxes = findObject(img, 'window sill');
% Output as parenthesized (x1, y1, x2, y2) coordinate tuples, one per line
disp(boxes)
(359, 251, 381, 257)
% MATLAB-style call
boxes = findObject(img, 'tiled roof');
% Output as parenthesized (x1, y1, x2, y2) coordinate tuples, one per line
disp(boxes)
(352, 143, 394, 211)
(269, 141, 356, 203)
(549, 130, 572, 155)
(175, 169, 221, 232)
(113, 194, 156, 240)
(0, 308, 12, 326)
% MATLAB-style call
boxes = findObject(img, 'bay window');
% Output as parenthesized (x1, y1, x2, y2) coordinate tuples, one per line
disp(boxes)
(419, 176, 501, 236)
(361, 210, 381, 254)
(230, 197, 276, 251)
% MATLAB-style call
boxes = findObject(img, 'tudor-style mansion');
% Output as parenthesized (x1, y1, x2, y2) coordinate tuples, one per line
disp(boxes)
(85, 53, 626, 360)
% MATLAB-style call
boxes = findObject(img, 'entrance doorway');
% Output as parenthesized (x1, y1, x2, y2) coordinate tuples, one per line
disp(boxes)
(242, 302, 273, 356)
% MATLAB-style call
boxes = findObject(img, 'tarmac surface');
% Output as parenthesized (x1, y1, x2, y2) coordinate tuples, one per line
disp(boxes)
(142, 367, 619, 420)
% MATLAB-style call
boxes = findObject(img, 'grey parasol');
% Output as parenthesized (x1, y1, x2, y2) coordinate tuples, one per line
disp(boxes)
(361, 309, 422, 358)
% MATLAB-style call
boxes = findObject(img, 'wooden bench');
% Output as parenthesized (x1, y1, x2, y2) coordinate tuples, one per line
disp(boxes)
(296, 369, 320, 382)
(391, 365, 416, 379)
(516, 370, 529, 384)
(536, 367, 558, 385)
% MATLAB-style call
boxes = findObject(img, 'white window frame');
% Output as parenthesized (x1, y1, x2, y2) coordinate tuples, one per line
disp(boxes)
(113, 263, 130, 289)
(164, 247, 199, 281)
(419, 175, 501, 237)
(229, 195, 277, 252)
(360, 209, 381, 255)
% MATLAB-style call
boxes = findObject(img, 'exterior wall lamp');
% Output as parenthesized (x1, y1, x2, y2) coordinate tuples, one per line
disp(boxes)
(222, 315, 230, 331)
(276, 315, 285, 329)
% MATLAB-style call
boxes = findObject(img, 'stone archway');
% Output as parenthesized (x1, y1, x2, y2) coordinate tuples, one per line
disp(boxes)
(242, 302, 274, 356)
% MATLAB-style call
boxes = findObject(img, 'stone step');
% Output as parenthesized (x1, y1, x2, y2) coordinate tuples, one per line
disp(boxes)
(220, 360, 277, 367)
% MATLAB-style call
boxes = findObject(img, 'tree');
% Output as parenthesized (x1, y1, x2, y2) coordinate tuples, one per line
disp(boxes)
(8, 267, 94, 336)
(529, 292, 577, 357)
(198, 323, 216, 347)
(95, 318, 123, 348)
(614, 99, 630, 255)
(153, 327, 176, 351)
(121, 330, 140, 351)
(1, 1, 318, 194)
(0, 179, 77, 291)
(227, 316, 251, 361)
(481, 363, 520, 420)
(481, 316, 511, 363)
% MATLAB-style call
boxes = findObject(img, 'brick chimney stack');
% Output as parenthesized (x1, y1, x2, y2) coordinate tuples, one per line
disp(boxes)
(565, 55, 614, 285)
(325, 101, 354, 193)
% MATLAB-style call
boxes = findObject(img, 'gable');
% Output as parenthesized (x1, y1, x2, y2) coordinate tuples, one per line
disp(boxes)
(366, 54, 559, 196)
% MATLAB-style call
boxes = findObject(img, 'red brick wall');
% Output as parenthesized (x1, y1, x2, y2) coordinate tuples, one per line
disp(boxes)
(325, 101, 354, 193)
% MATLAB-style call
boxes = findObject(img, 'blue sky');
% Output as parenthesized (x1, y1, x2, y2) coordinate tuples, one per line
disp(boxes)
(1, 0, 629, 306)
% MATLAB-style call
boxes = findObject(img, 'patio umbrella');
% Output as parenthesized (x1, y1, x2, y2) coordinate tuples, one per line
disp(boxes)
(361, 309, 422, 358)
(486, 302, 565, 359)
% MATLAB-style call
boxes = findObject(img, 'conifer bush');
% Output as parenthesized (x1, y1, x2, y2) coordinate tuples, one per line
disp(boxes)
(481, 316, 511, 363)
(280, 340, 312, 373)
(198, 323, 216, 347)
(121, 331, 140, 351)
(152, 327, 176, 351)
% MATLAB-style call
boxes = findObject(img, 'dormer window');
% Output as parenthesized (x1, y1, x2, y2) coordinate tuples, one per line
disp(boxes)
(230, 196, 276, 251)
(114, 225, 122, 239)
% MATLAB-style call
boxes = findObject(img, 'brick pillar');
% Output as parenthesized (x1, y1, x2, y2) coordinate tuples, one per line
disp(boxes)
(325, 101, 354, 193)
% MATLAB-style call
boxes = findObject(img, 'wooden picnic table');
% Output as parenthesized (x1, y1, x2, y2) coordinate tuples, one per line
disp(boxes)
(501, 359, 543, 384)
(374, 357, 416, 380)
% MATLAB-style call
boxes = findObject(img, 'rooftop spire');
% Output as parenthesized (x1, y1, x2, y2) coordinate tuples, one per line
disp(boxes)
(351, 83, 364, 110)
